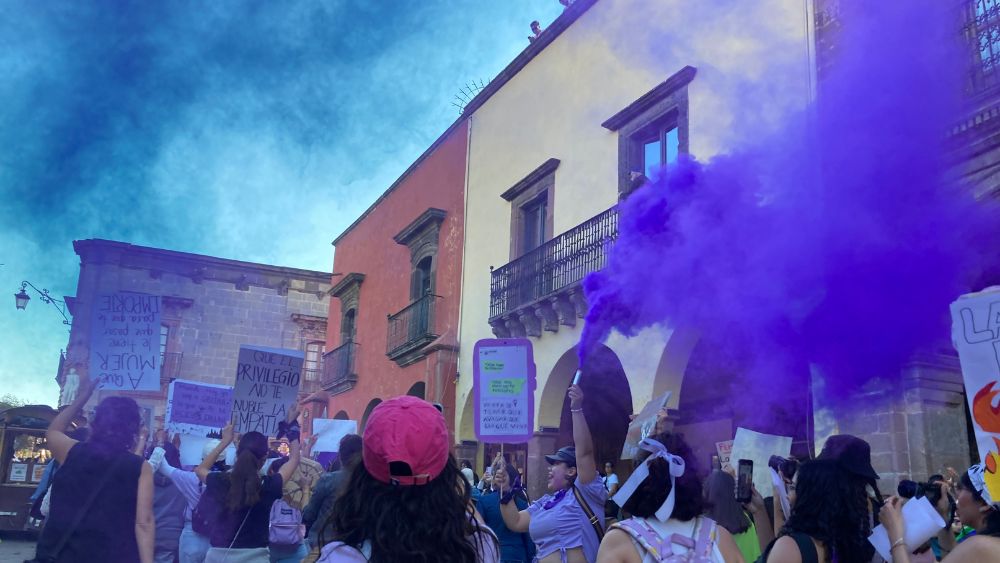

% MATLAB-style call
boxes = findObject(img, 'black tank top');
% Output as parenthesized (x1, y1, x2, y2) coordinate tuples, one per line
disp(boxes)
(35, 441, 143, 562)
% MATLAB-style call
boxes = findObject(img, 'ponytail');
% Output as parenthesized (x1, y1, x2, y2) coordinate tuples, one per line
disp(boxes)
(227, 447, 263, 511)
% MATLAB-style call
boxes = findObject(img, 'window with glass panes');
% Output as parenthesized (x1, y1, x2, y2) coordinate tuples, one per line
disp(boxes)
(304, 341, 324, 381)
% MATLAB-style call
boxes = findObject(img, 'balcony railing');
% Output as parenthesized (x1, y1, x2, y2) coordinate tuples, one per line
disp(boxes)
(300, 368, 322, 395)
(386, 294, 441, 364)
(490, 206, 618, 321)
(321, 342, 358, 394)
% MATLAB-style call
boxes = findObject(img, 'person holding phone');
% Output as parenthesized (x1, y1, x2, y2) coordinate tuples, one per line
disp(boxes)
(495, 383, 606, 563)
(595, 432, 743, 562)
(760, 459, 871, 562)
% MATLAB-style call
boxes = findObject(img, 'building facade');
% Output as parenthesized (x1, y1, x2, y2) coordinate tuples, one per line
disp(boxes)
(61, 239, 331, 432)
(452, 0, 815, 497)
(322, 124, 468, 436)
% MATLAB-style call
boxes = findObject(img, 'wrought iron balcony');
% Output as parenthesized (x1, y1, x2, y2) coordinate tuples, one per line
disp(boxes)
(386, 293, 441, 366)
(489, 206, 618, 338)
(321, 341, 358, 395)
(300, 368, 322, 395)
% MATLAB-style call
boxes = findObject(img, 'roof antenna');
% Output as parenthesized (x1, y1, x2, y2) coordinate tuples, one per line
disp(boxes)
(452, 79, 489, 114)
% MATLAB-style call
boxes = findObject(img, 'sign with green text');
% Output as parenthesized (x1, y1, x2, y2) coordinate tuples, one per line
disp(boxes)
(473, 338, 535, 443)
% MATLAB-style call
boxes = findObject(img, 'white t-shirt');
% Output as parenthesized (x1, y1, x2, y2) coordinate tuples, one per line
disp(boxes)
(603, 473, 619, 491)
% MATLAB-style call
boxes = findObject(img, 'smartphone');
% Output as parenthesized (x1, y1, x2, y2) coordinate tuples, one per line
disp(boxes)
(736, 459, 753, 504)
(572, 370, 582, 386)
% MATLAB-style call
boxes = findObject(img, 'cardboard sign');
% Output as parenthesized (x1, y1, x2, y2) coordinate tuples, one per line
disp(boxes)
(951, 289, 1000, 502)
(166, 379, 234, 435)
(474, 339, 535, 443)
(621, 391, 672, 459)
(178, 434, 236, 467)
(88, 292, 162, 391)
(716, 440, 734, 470)
(730, 427, 793, 497)
(231, 345, 303, 436)
(9, 463, 27, 482)
(312, 418, 358, 453)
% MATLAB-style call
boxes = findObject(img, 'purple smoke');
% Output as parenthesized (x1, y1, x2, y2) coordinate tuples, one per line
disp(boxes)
(579, 1, 1000, 403)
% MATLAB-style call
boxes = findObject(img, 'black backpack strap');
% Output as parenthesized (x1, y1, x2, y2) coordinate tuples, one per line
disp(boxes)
(571, 484, 604, 541)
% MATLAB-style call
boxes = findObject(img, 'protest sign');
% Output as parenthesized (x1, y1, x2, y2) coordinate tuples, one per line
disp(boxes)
(166, 379, 233, 435)
(474, 339, 535, 443)
(731, 427, 792, 497)
(178, 434, 236, 467)
(716, 440, 734, 470)
(88, 292, 161, 391)
(951, 290, 1000, 502)
(32, 464, 46, 482)
(231, 345, 303, 436)
(312, 418, 358, 453)
(621, 391, 672, 459)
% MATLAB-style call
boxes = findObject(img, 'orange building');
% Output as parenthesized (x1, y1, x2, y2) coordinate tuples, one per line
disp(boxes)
(316, 122, 468, 437)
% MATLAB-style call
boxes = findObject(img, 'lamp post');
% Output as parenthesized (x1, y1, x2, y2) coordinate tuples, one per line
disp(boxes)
(14, 280, 71, 326)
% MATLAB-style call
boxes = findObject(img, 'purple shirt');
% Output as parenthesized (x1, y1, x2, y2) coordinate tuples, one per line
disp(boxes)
(527, 475, 607, 561)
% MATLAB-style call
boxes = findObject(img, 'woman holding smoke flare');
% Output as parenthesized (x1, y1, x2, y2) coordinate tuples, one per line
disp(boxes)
(195, 406, 301, 562)
(880, 463, 1000, 562)
(495, 382, 607, 563)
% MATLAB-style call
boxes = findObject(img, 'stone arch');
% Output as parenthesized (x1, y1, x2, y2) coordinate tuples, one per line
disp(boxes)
(406, 381, 426, 399)
(333, 410, 349, 420)
(458, 390, 474, 442)
(651, 327, 700, 410)
(360, 398, 382, 430)
(541, 345, 633, 470)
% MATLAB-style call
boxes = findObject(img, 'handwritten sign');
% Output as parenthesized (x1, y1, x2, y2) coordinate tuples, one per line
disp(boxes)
(166, 379, 234, 435)
(474, 339, 535, 443)
(312, 418, 358, 453)
(716, 440, 734, 471)
(621, 391, 672, 459)
(231, 345, 303, 436)
(88, 292, 162, 391)
(951, 289, 1000, 502)
(731, 427, 792, 497)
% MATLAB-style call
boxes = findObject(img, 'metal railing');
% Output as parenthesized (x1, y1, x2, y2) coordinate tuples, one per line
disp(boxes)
(490, 206, 618, 320)
(964, 0, 1000, 94)
(386, 294, 440, 357)
(300, 368, 322, 394)
(322, 342, 358, 388)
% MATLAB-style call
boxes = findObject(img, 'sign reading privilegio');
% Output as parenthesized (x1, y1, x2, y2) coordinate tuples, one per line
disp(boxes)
(474, 339, 535, 444)
(231, 345, 303, 437)
(88, 292, 162, 391)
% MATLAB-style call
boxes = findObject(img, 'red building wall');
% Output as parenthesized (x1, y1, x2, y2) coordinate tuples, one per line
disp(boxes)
(325, 123, 467, 436)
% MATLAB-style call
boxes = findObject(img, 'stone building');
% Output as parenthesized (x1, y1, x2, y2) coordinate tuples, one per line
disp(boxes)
(60, 239, 331, 432)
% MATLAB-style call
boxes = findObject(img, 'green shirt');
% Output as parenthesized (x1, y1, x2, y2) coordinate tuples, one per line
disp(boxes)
(732, 513, 762, 562)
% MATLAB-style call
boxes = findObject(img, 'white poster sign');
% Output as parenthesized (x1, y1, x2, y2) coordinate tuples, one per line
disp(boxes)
(312, 418, 358, 453)
(88, 292, 162, 391)
(730, 427, 792, 497)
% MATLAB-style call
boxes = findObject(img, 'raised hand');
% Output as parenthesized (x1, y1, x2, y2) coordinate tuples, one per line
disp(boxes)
(220, 422, 235, 445)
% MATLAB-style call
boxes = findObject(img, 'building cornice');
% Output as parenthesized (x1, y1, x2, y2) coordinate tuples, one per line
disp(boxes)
(601, 66, 698, 131)
(329, 273, 366, 299)
(393, 208, 448, 246)
(501, 159, 561, 201)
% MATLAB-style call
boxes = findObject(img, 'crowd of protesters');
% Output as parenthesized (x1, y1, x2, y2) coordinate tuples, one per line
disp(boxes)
(25, 372, 1000, 563)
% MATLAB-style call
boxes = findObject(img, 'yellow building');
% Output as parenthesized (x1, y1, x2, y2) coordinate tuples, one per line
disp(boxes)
(453, 0, 815, 497)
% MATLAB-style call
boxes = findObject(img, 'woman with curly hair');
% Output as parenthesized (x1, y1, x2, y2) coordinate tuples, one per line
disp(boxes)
(315, 395, 499, 562)
(596, 432, 743, 562)
(880, 463, 1000, 562)
(762, 459, 871, 563)
(34, 377, 155, 563)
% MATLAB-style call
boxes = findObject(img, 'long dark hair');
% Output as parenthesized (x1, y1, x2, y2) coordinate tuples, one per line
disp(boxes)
(781, 459, 871, 562)
(325, 453, 495, 562)
(89, 396, 141, 454)
(960, 470, 1000, 537)
(620, 432, 705, 521)
(225, 432, 268, 511)
(704, 470, 750, 534)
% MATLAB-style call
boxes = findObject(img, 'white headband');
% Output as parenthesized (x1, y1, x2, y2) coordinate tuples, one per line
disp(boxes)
(968, 464, 1000, 508)
(612, 438, 686, 521)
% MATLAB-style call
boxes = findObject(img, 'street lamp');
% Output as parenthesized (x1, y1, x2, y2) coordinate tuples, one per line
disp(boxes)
(14, 281, 71, 326)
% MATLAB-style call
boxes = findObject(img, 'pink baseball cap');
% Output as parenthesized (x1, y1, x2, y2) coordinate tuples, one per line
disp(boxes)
(362, 395, 450, 486)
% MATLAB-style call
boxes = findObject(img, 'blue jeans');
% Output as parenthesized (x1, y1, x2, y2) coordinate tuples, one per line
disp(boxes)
(179, 521, 211, 563)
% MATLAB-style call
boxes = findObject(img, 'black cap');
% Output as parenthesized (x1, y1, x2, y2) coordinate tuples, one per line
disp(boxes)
(818, 434, 880, 482)
(545, 446, 577, 467)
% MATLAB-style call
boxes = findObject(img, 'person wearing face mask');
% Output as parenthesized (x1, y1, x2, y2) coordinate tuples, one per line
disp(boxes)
(880, 463, 1000, 562)
(495, 383, 607, 563)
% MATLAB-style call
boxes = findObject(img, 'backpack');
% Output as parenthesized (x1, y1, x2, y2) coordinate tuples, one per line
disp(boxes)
(269, 498, 305, 546)
(191, 481, 217, 537)
(611, 516, 717, 562)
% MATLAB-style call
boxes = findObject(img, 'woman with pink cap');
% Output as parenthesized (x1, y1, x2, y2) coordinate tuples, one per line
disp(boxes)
(494, 384, 607, 563)
(315, 395, 499, 562)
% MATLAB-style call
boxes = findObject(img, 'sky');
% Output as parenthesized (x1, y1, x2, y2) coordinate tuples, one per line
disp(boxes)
(0, 0, 566, 405)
